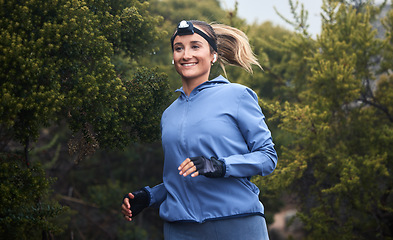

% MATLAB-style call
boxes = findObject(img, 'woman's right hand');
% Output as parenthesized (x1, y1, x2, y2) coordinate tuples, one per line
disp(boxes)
(121, 193, 134, 221)
(121, 188, 150, 221)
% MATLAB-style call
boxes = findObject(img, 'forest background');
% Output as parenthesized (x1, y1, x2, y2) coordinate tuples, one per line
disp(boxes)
(1, 0, 393, 239)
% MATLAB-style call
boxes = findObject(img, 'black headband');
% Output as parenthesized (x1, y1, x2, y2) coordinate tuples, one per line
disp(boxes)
(170, 20, 218, 52)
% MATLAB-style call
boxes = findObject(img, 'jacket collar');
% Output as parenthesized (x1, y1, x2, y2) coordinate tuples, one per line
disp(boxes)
(175, 75, 229, 98)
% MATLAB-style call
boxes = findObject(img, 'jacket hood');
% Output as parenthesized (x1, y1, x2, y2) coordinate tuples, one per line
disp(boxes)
(175, 75, 230, 97)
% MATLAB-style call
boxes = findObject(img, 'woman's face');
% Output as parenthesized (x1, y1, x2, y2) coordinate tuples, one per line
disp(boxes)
(172, 30, 215, 83)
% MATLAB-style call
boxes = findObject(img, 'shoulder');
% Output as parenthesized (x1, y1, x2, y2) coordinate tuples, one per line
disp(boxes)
(214, 76, 255, 94)
(161, 97, 180, 119)
(221, 82, 258, 102)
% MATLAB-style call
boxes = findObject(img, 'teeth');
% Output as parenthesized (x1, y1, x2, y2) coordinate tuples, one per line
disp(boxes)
(183, 63, 196, 67)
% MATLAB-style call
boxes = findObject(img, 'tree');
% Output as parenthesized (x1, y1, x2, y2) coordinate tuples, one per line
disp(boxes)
(259, 0, 393, 239)
(0, 0, 171, 238)
(0, 155, 69, 239)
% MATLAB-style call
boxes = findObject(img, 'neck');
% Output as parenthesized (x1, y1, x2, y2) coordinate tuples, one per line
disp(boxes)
(181, 75, 209, 96)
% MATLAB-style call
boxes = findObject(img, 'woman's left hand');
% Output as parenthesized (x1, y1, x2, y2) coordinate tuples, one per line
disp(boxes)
(178, 156, 225, 178)
(178, 158, 199, 177)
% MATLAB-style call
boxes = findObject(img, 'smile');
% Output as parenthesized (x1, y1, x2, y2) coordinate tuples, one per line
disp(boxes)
(182, 63, 197, 67)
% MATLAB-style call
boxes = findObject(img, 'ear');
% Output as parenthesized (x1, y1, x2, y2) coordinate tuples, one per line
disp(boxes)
(213, 53, 217, 63)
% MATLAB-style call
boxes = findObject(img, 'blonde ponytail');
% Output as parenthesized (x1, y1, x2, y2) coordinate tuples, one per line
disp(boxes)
(211, 24, 262, 74)
(187, 20, 261, 74)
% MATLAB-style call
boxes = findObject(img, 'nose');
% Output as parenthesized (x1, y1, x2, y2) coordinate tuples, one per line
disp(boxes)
(183, 47, 192, 60)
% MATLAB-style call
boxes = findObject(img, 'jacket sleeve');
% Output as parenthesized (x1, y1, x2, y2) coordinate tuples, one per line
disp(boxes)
(144, 183, 167, 208)
(221, 88, 278, 178)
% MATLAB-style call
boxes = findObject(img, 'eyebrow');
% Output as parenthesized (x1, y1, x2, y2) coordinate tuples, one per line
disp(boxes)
(173, 40, 204, 46)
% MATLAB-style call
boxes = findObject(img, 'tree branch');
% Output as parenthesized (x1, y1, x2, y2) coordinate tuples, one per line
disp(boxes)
(360, 96, 393, 123)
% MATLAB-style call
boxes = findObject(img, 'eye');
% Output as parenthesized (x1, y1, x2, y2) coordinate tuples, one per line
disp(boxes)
(174, 46, 183, 52)
(192, 45, 200, 49)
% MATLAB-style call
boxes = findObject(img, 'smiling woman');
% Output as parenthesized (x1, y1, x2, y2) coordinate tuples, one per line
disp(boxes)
(172, 30, 215, 93)
(121, 20, 278, 240)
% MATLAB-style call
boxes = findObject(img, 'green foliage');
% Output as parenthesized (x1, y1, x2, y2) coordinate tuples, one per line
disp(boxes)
(0, 155, 69, 239)
(0, 0, 171, 238)
(53, 142, 164, 239)
(259, 1, 393, 239)
(67, 67, 171, 162)
(0, 0, 169, 151)
(120, 67, 172, 142)
(83, 0, 165, 57)
(381, 2, 393, 72)
(149, 0, 225, 24)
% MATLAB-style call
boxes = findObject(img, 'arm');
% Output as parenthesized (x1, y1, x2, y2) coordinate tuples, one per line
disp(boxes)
(121, 183, 167, 221)
(144, 183, 167, 208)
(222, 88, 277, 177)
(178, 88, 277, 179)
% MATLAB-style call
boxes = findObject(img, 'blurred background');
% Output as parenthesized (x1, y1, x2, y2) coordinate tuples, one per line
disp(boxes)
(1, 0, 392, 239)
(221, 0, 323, 37)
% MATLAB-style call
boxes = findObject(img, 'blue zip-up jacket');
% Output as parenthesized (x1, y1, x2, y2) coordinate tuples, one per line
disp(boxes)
(145, 75, 278, 223)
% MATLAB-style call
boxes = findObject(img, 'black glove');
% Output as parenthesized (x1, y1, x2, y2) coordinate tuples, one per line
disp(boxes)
(123, 188, 150, 217)
(190, 156, 226, 178)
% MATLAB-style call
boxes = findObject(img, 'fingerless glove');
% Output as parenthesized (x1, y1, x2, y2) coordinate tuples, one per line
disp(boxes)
(190, 156, 226, 178)
(123, 188, 150, 217)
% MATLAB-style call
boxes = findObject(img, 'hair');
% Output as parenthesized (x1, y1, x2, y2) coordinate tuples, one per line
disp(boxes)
(211, 23, 262, 74)
(174, 20, 262, 74)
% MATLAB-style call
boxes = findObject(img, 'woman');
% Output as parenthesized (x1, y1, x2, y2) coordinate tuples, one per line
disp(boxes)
(121, 20, 278, 240)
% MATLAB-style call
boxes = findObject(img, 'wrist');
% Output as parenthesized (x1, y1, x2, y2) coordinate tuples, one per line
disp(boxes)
(132, 188, 150, 208)
(211, 156, 226, 178)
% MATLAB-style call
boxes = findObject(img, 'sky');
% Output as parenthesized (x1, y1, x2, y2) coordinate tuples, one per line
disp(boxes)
(219, 0, 323, 36)
(219, 0, 387, 37)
